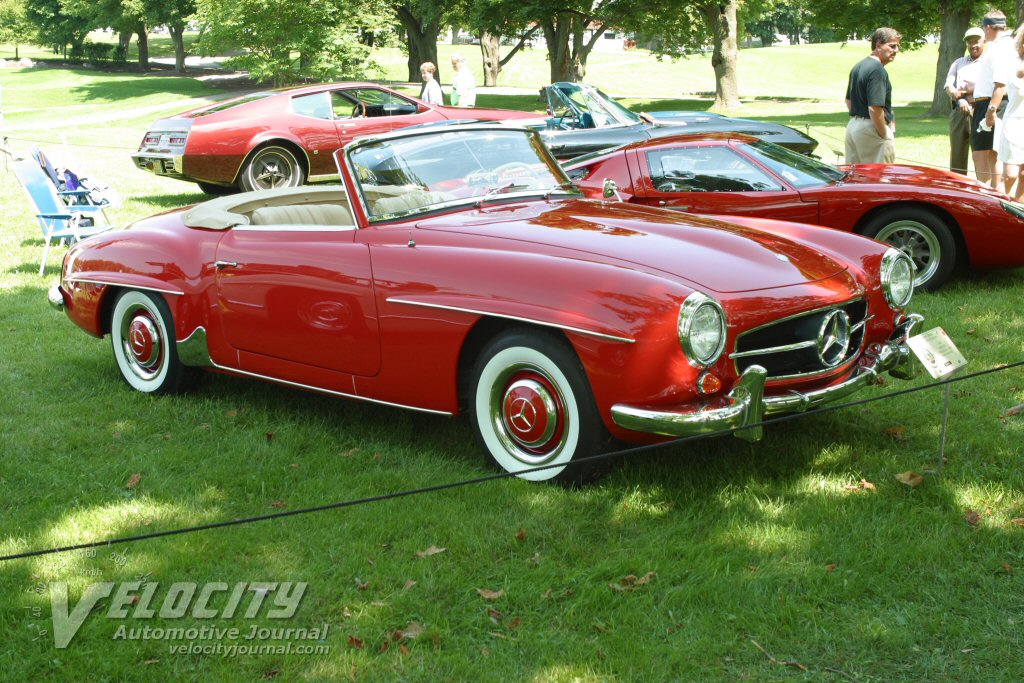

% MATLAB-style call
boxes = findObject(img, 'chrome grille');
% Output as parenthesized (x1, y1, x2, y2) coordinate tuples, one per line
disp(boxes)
(732, 300, 868, 379)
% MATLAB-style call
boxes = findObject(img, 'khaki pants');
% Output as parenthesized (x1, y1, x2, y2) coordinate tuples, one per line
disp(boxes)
(845, 117, 895, 164)
(949, 107, 972, 175)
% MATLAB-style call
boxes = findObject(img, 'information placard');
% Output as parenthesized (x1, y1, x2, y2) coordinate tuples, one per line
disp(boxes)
(906, 328, 967, 379)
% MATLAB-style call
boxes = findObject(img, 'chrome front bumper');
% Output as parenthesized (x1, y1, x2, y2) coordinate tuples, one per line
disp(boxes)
(611, 313, 923, 442)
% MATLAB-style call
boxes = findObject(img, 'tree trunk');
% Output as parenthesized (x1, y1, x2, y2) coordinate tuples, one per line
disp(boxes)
(927, 5, 971, 117)
(1018, 0, 1024, 26)
(118, 30, 131, 53)
(395, 3, 440, 83)
(702, 1, 741, 109)
(135, 23, 149, 70)
(542, 14, 603, 83)
(169, 23, 187, 73)
(480, 32, 500, 86)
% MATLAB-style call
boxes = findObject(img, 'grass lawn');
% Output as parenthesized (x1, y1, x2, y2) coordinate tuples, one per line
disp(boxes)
(1, 41, 1023, 681)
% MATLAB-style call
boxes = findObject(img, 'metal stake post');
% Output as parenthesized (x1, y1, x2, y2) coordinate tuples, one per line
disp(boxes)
(936, 378, 952, 477)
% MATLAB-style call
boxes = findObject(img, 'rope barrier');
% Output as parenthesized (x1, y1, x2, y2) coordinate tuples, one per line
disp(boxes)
(2, 357, 1021, 563)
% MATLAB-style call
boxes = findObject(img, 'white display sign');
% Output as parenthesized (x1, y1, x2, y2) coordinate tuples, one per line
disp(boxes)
(906, 328, 968, 379)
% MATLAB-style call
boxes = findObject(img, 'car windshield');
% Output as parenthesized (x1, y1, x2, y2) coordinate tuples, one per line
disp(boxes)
(347, 128, 579, 221)
(740, 139, 845, 188)
(549, 83, 641, 128)
(193, 93, 274, 116)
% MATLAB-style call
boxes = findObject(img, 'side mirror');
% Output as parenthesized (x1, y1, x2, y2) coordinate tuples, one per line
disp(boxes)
(602, 178, 622, 201)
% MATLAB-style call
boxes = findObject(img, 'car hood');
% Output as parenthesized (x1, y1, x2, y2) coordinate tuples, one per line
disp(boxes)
(838, 164, 1006, 196)
(417, 199, 846, 293)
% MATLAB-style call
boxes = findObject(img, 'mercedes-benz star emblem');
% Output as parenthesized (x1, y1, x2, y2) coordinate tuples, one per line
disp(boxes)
(509, 397, 537, 433)
(131, 328, 147, 354)
(816, 310, 851, 367)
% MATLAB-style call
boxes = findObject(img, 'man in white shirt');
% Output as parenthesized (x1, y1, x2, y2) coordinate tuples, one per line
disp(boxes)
(972, 11, 1013, 187)
(945, 28, 985, 174)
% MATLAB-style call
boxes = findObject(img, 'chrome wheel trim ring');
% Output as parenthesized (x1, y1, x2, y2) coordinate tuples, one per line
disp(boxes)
(488, 363, 569, 467)
(875, 220, 940, 287)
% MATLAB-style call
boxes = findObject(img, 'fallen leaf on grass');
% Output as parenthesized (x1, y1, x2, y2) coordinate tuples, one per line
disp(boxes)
(265, 432, 275, 443)
(143, 659, 159, 665)
(373, 452, 382, 461)
(610, 571, 656, 591)
(895, 471, 924, 488)
(477, 588, 504, 600)
(290, 463, 300, 469)
(884, 426, 908, 441)
(965, 510, 980, 526)
(162, 434, 171, 440)
(347, 635, 364, 649)
(1004, 404, 1024, 417)
(225, 409, 238, 418)
(125, 473, 142, 489)
(261, 669, 281, 680)
(270, 500, 286, 508)
(515, 528, 527, 542)
(403, 579, 417, 591)
(825, 563, 838, 572)
(340, 448, 359, 457)
(416, 545, 447, 558)
(395, 621, 424, 640)
(508, 617, 521, 629)
(353, 577, 368, 590)
(399, 643, 409, 656)
(843, 479, 877, 492)
(1000, 563, 1013, 575)
(1010, 518, 1024, 528)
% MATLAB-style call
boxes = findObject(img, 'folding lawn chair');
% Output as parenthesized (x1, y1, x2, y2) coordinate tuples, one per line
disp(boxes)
(30, 145, 121, 220)
(12, 158, 111, 275)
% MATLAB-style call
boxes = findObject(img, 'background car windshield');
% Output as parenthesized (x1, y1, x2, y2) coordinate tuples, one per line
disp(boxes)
(554, 84, 640, 127)
(349, 129, 573, 220)
(740, 140, 844, 188)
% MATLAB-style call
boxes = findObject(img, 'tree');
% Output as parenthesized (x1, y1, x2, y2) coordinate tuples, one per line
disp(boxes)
(196, 0, 381, 86)
(0, 0, 33, 59)
(393, 1, 444, 83)
(147, 0, 196, 73)
(24, 0, 88, 57)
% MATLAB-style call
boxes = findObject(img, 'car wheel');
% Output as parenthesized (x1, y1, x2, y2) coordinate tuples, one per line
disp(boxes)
(110, 290, 199, 394)
(861, 207, 956, 291)
(470, 329, 611, 485)
(238, 145, 305, 192)
(197, 181, 236, 195)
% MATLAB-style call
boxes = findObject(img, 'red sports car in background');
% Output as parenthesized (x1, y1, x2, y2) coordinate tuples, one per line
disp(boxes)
(56, 126, 922, 485)
(131, 82, 537, 194)
(565, 132, 1024, 290)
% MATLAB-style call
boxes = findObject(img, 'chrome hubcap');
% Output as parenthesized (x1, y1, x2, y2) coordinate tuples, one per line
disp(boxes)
(875, 220, 938, 287)
(252, 153, 293, 189)
(120, 307, 163, 380)
(489, 366, 567, 465)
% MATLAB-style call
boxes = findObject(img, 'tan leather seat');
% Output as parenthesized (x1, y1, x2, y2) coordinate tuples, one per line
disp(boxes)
(372, 190, 453, 216)
(249, 203, 353, 226)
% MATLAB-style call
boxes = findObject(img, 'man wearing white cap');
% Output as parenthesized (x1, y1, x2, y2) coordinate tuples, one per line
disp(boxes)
(972, 10, 1014, 187)
(945, 28, 985, 174)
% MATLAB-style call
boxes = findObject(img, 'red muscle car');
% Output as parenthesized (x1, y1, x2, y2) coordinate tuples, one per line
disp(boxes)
(131, 82, 537, 194)
(55, 126, 922, 484)
(565, 132, 1024, 291)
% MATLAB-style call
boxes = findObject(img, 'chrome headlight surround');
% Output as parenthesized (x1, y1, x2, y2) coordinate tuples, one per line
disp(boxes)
(678, 292, 727, 368)
(880, 248, 914, 309)
(1001, 199, 1024, 220)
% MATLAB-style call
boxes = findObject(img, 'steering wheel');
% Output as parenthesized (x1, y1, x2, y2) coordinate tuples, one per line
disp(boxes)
(351, 102, 367, 119)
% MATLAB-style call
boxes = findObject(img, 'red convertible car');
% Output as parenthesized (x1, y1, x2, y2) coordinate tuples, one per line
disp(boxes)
(565, 132, 1024, 291)
(131, 82, 537, 194)
(56, 126, 921, 484)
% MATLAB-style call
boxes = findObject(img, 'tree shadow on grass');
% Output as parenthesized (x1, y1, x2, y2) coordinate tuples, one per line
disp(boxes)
(67, 73, 224, 106)
(130, 193, 207, 208)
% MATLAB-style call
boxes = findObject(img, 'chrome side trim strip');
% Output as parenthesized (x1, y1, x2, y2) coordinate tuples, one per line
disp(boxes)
(174, 326, 452, 416)
(65, 278, 184, 296)
(387, 297, 636, 344)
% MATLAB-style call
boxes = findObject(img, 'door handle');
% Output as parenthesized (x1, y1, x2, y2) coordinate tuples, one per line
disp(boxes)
(214, 261, 240, 270)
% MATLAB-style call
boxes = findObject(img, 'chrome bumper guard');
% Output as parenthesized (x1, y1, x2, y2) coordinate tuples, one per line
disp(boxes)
(130, 151, 185, 179)
(611, 313, 923, 443)
(48, 284, 66, 312)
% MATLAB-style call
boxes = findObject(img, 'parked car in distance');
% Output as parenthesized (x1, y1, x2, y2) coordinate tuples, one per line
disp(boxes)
(536, 82, 818, 160)
(565, 132, 1024, 291)
(131, 82, 539, 194)
(58, 125, 922, 485)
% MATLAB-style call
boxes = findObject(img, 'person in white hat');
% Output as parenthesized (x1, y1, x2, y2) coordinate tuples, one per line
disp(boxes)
(944, 28, 985, 174)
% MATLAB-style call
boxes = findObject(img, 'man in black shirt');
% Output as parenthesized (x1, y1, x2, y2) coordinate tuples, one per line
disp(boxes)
(845, 27, 901, 164)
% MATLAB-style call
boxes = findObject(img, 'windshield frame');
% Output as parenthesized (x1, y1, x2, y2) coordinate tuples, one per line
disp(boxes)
(340, 126, 581, 224)
(548, 83, 642, 129)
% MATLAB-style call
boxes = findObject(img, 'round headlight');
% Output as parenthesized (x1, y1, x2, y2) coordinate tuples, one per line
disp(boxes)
(881, 248, 914, 308)
(678, 292, 727, 367)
